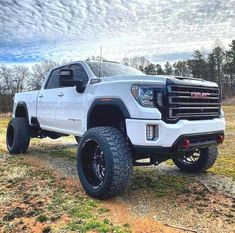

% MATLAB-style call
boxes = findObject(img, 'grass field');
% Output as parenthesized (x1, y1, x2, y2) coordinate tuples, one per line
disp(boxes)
(209, 105, 235, 179)
(0, 157, 132, 233)
(0, 104, 234, 233)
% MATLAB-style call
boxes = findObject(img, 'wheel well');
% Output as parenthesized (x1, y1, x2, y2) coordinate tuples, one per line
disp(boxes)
(87, 105, 126, 131)
(15, 105, 28, 119)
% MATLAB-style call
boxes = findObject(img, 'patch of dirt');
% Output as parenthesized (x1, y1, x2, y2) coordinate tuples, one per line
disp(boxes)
(25, 155, 182, 233)
(103, 199, 183, 233)
(22, 147, 235, 233)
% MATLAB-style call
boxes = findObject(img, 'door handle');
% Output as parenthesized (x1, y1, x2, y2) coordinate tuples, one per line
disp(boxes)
(38, 93, 44, 98)
(58, 92, 64, 97)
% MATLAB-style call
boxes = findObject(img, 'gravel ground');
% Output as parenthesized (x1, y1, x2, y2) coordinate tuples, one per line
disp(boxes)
(39, 153, 78, 179)
(27, 140, 235, 197)
(156, 163, 235, 196)
(20, 139, 235, 233)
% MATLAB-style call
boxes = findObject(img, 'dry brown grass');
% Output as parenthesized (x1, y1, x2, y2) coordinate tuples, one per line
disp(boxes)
(209, 105, 235, 179)
(0, 112, 11, 119)
(0, 103, 234, 233)
(0, 157, 130, 233)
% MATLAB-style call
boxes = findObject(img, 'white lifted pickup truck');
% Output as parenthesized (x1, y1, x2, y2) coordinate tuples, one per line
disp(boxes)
(6, 60, 225, 198)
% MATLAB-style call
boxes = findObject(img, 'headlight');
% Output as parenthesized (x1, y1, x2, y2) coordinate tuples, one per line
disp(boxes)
(131, 84, 164, 108)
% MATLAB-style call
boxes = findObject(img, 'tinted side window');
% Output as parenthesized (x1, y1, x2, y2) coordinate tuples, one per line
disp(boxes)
(45, 69, 60, 89)
(70, 64, 88, 84)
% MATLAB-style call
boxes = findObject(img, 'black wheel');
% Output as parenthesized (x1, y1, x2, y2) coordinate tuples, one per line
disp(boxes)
(172, 146, 218, 173)
(6, 118, 30, 154)
(75, 136, 80, 144)
(77, 127, 133, 199)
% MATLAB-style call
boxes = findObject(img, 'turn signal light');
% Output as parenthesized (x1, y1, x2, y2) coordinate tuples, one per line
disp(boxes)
(182, 138, 190, 149)
(216, 135, 224, 144)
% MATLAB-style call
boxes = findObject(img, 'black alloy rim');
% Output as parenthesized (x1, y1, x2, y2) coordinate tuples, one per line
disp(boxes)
(178, 149, 201, 165)
(81, 140, 106, 188)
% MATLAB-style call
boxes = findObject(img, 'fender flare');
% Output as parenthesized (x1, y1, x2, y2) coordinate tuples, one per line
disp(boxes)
(87, 98, 130, 129)
(14, 102, 29, 121)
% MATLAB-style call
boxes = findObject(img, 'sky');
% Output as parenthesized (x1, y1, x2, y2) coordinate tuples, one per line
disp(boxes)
(0, 0, 235, 65)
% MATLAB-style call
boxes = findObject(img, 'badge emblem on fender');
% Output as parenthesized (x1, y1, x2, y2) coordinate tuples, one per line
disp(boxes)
(90, 78, 101, 84)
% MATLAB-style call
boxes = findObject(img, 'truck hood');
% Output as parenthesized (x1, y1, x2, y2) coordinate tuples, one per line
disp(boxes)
(101, 75, 218, 87)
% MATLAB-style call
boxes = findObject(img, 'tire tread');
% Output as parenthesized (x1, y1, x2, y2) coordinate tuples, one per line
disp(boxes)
(77, 127, 133, 198)
(6, 118, 30, 154)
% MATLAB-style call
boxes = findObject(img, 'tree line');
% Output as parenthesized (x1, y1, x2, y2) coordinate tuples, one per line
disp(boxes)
(0, 60, 59, 95)
(0, 60, 60, 113)
(0, 40, 234, 107)
(138, 40, 235, 99)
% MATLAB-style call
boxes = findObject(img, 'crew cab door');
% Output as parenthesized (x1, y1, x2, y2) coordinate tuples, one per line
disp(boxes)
(54, 63, 89, 135)
(37, 68, 61, 130)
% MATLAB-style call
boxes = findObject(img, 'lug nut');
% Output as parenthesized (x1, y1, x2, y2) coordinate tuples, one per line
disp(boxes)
(182, 138, 190, 149)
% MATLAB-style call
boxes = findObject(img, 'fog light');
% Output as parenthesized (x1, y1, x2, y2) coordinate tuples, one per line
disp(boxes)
(146, 125, 158, 141)
(216, 135, 224, 144)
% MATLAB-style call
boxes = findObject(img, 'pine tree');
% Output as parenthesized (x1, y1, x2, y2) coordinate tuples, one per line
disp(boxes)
(173, 61, 189, 77)
(155, 64, 164, 75)
(164, 62, 173, 75)
(143, 63, 156, 75)
(213, 46, 224, 96)
(206, 53, 217, 82)
(224, 40, 235, 89)
(190, 50, 207, 79)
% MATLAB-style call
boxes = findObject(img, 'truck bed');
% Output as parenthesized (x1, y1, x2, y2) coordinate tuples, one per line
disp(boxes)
(13, 90, 39, 122)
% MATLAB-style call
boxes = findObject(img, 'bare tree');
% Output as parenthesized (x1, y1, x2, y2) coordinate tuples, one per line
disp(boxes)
(12, 65, 30, 93)
(0, 65, 14, 94)
(28, 60, 58, 90)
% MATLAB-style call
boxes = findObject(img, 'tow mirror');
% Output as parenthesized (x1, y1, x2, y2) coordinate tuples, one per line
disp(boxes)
(75, 80, 85, 93)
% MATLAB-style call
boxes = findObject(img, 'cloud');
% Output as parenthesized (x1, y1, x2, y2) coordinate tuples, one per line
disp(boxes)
(0, 0, 234, 64)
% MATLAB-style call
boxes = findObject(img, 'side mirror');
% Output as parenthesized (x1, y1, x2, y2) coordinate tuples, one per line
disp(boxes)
(59, 69, 85, 93)
(75, 80, 85, 93)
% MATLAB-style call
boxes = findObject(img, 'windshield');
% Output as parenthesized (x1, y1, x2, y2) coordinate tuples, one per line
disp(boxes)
(86, 61, 144, 77)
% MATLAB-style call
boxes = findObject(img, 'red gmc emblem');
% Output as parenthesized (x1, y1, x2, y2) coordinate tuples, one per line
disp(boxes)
(191, 92, 210, 99)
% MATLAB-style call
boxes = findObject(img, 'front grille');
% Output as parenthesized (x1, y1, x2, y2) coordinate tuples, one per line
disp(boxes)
(166, 85, 220, 121)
